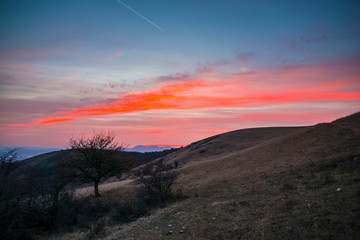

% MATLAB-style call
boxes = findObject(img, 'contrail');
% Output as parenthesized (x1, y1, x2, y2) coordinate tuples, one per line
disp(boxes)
(115, 0, 164, 32)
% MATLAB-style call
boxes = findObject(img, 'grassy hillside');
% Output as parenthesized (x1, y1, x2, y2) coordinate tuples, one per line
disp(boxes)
(158, 126, 305, 166)
(13, 148, 178, 178)
(14, 150, 72, 177)
(49, 112, 360, 240)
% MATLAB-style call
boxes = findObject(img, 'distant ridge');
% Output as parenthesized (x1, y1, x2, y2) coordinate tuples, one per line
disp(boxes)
(0, 147, 60, 160)
(12, 146, 178, 178)
(125, 145, 175, 153)
(0, 145, 175, 161)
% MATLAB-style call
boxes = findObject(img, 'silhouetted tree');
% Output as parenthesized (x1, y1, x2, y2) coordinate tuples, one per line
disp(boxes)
(60, 131, 132, 197)
(0, 147, 20, 177)
(0, 148, 21, 207)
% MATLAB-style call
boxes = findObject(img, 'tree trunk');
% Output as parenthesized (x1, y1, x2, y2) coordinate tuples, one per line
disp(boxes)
(94, 180, 100, 197)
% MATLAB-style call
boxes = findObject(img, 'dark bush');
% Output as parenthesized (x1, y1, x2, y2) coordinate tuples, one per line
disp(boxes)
(133, 159, 179, 204)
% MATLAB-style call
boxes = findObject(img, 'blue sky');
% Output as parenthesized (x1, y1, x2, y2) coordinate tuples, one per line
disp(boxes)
(0, 0, 359, 147)
(3, 0, 359, 69)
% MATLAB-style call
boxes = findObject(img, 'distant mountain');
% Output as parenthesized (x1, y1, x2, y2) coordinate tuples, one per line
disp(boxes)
(0, 147, 61, 160)
(0, 145, 175, 161)
(125, 145, 175, 153)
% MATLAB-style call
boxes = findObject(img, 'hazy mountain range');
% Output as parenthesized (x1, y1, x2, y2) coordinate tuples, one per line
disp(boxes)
(124, 145, 175, 153)
(0, 145, 176, 160)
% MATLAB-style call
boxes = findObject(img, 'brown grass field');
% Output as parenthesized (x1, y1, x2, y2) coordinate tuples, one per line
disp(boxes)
(47, 112, 360, 240)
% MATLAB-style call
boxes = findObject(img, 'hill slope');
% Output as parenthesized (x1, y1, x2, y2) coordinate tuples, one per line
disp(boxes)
(151, 113, 359, 189)
(160, 126, 305, 165)
(14, 148, 178, 178)
(74, 112, 360, 240)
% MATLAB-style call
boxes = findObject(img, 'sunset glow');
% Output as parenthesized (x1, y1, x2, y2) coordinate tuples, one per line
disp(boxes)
(1, 0, 359, 148)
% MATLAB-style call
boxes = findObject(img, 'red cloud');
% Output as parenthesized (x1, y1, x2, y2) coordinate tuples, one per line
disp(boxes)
(6, 59, 360, 127)
(38, 118, 76, 125)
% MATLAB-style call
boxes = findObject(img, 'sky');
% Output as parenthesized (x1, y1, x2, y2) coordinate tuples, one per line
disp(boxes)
(0, 0, 359, 148)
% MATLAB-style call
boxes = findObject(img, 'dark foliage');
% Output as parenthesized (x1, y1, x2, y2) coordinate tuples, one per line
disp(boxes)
(0, 148, 184, 239)
(0, 148, 20, 178)
(0, 148, 107, 239)
(133, 159, 179, 204)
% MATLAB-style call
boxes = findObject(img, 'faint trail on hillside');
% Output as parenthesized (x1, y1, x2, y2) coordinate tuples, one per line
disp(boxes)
(75, 179, 134, 196)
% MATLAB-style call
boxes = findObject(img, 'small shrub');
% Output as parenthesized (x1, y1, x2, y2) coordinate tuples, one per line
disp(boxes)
(133, 159, 179, 204)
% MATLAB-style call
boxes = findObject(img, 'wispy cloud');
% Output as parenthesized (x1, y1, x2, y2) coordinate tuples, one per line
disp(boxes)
(237, 52, 256, 64)
(6, 57, 359, 127)
(105, 51, 125, 61)
(0, 62, 44, 73)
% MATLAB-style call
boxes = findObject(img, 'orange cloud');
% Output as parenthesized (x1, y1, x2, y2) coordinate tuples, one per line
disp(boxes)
(6, 59, 360, 127)
(38, 118, 76, 125)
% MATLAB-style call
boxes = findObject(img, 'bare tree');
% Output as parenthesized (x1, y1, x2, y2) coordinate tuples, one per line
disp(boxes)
(60, 131, 132, 197)
(0, 147, 20, 177)
(133, 159, 178, 203)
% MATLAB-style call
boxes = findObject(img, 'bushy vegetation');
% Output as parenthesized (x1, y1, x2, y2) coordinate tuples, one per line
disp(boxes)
(133, 159, 181, 204)
(0, 145, 183, 240)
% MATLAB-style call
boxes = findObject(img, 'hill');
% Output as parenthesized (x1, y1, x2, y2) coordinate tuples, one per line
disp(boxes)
(56, 112, 360, 240)
(14, 148, 178, 178)
(157, 112, 360, 189)
(158, 126, 305, 166)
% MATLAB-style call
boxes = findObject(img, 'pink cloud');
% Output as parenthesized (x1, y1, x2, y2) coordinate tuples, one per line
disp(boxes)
(4, 57, 360, 140)
(0, 104, 355, 147)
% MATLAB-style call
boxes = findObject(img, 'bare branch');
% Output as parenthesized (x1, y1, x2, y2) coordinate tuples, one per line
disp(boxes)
(59, 131, 133, 197)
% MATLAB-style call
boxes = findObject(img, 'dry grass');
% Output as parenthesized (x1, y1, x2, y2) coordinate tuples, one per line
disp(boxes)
(89, 154, 359, 240)
(48, 112, 360, 240)
(75, 179, 136, 197)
